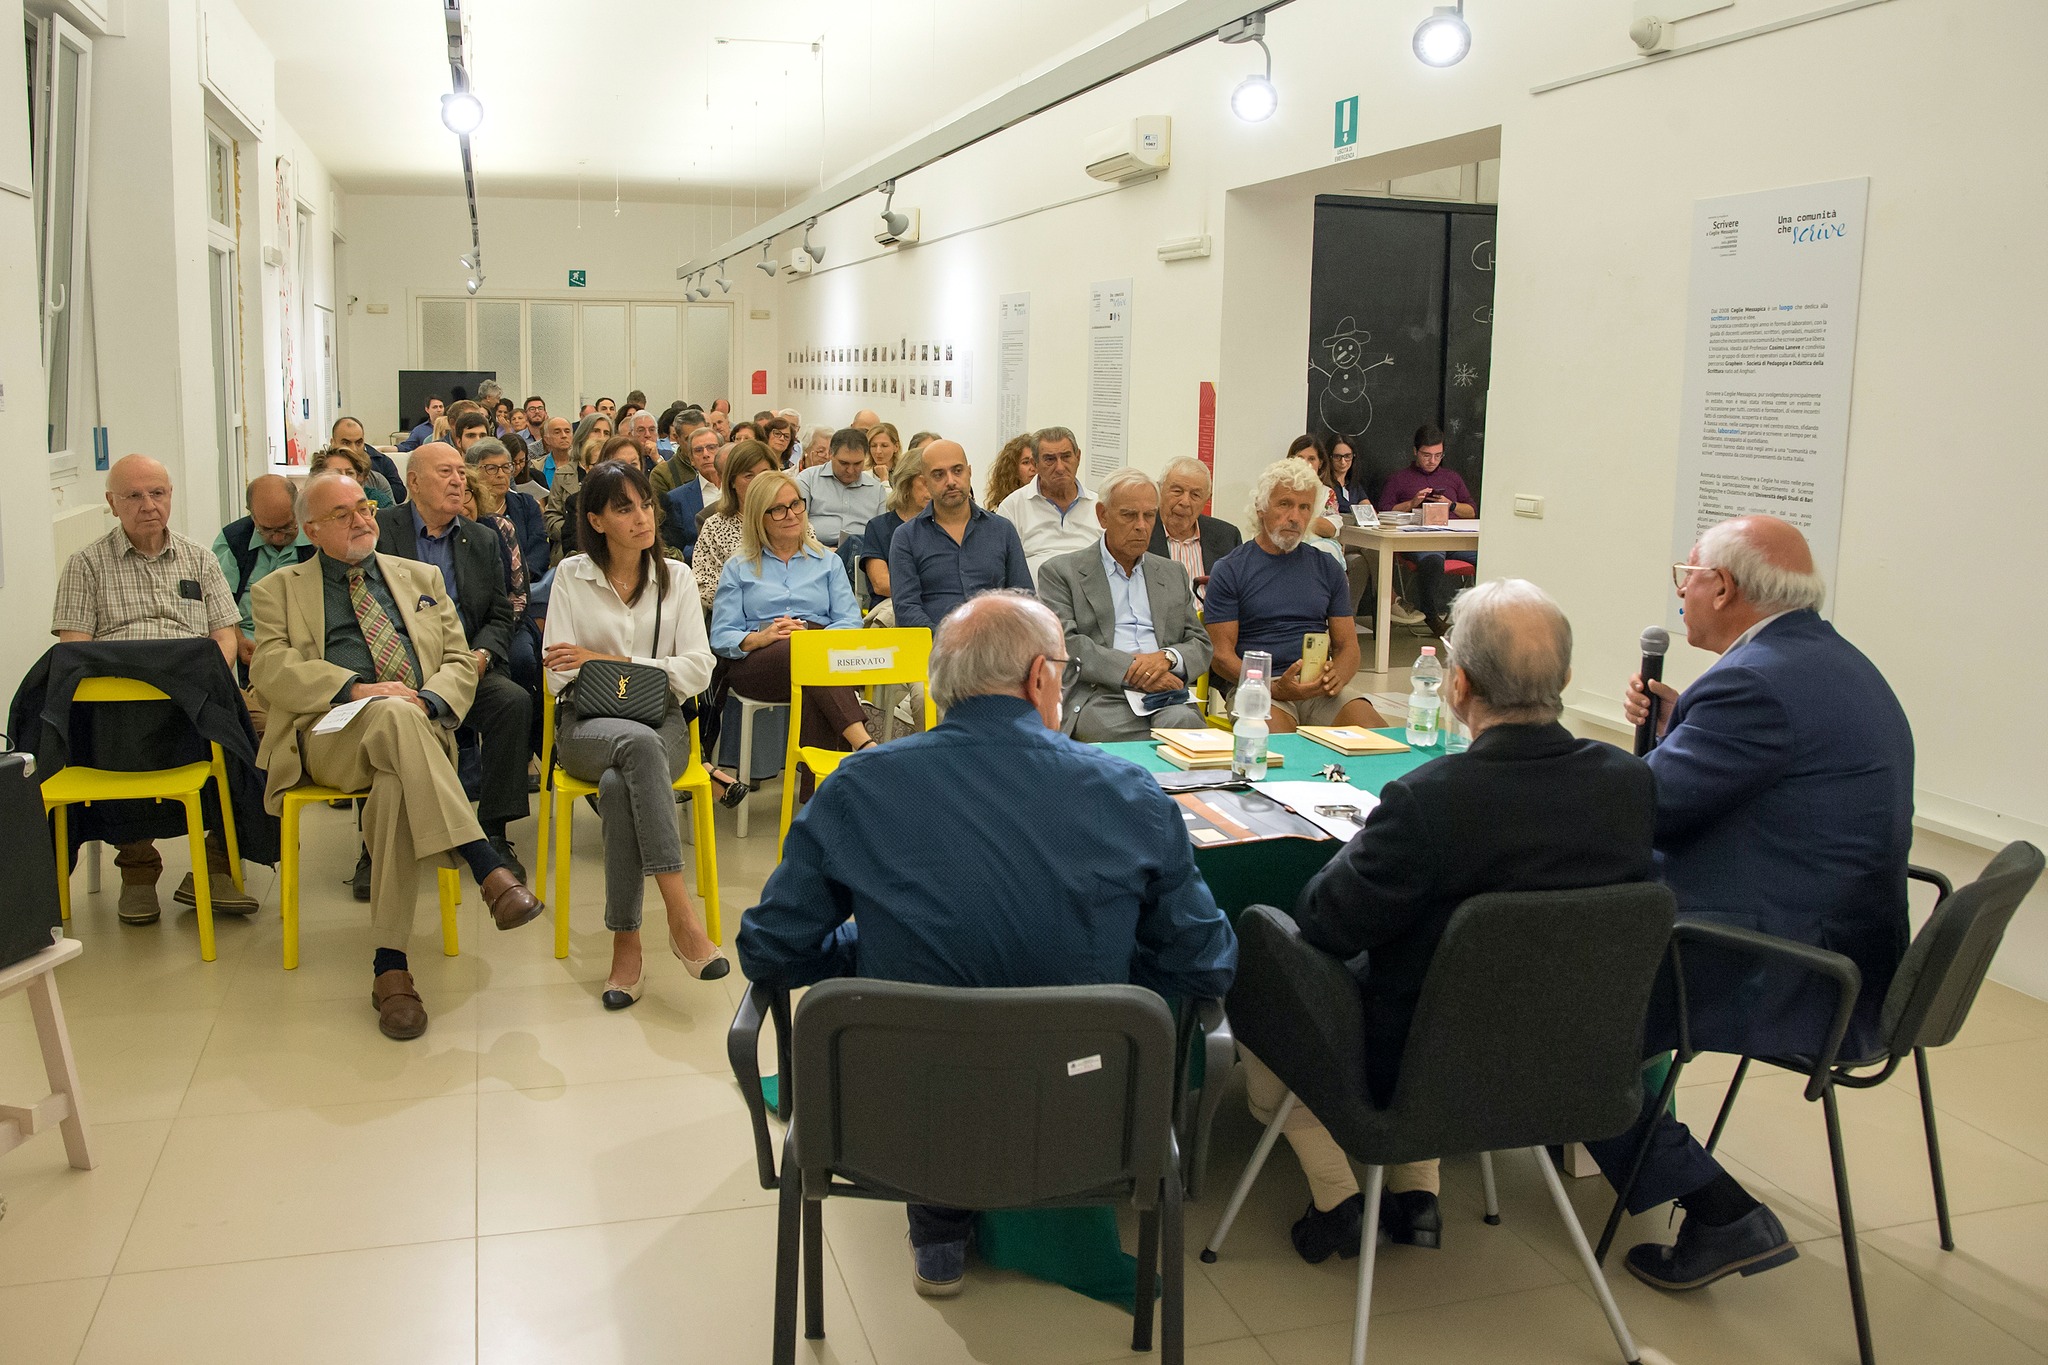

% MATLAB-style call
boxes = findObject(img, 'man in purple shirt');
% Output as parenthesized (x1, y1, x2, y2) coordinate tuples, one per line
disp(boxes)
(1376, 423, 1477, 636)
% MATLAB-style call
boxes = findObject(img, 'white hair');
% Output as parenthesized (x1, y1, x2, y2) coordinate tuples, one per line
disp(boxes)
(294, 469, 361, 524)
(1445, 579, 1572, 722)
(1095, 466, 1158, 509)
(1250, 456, 1323, 516)
(928, 590, 1063, 711)
(1158, 457, 1211, 490)
(1695, 520, 1827, 613)
(801, 424, 834, 450)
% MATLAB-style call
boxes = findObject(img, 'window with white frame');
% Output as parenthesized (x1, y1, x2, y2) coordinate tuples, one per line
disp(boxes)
(415, 297, 734, 420)
(205, 120, 244, 525)
(27, 11, 93, 474)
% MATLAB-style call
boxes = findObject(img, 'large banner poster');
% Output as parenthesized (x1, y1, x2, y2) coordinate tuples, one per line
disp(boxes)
(1672, 177, 1869, 603)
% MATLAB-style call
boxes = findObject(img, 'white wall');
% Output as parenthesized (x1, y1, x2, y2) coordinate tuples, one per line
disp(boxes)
(340, 193, 771, 433)
(762, 0, 2048, 990)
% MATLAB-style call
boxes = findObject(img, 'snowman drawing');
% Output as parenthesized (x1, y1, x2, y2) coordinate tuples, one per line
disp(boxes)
(1310, 316, 1394, 440)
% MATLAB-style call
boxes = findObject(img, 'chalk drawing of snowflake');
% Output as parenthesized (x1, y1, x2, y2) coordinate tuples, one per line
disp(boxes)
(1451, 362, 1478, 388)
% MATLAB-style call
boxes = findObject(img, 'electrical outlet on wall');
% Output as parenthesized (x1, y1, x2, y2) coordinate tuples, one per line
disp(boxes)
(1513, 494, 1544, 519)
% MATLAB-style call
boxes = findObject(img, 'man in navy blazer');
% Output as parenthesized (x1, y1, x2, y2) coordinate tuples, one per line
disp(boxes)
(1589, 515, 1914, 1294)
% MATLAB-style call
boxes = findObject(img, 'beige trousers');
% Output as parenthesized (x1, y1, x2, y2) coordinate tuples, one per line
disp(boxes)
(1240, 1049, 1439, 1210)
(301, 700, 481, 950)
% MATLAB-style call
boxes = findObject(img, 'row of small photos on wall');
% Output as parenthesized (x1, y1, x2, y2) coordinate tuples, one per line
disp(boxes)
(787, 341, 973, 403)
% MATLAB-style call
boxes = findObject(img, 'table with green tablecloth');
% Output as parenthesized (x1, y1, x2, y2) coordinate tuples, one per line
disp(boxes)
(1096, 729, 1441, 917)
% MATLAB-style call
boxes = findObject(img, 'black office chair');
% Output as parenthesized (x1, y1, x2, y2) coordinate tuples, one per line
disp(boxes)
(1596, 841, 2045, 1365)
(1215, 887, 1678, 1365)
(729, 978, 1200, 1365)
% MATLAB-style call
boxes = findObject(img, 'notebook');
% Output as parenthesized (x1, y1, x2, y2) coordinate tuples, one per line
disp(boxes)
(1297, 726, 1411, 756)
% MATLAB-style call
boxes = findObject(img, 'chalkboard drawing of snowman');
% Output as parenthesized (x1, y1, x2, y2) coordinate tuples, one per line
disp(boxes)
(1310, 316, 1394, 439)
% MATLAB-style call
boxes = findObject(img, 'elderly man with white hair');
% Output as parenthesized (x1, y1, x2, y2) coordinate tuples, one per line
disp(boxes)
(1148, 457, 1242, 604)
(1037, 467, 1212, 740)
(1585, 514, 1916, 1296)
(1245, 578, 1656, 1263)
(737, 588, 1237, 1298)
(1203, 458, 1387, 732)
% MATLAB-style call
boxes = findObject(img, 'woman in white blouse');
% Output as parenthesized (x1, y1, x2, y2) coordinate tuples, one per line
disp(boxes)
(542, 461, 727, 1008)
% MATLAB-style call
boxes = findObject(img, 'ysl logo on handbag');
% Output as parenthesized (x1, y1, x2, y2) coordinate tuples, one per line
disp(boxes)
(616, 675, 630, 700)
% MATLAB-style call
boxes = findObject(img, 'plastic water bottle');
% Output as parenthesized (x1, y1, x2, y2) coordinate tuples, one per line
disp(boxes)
(1232, 650, 1274, 779)
(1407, 647, 1444, 748)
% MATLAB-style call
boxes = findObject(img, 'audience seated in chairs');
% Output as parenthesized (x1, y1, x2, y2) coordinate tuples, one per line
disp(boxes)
(212, 472, 314, 731)
(468, 436, 549, 581)
(52, 454, 259, 922)
(858, 445, 928, 606)
(864, 421, 902, 483)
(533, 415, 575, 490)
(795, 428, 888, 549)
(691, 440, 779, 619)
(541, 460, 729, 1006)
(1586, 514, 1916, 1294)
(1250, 578, 1654, 1261)
(888, 440, 1033, 632)
(708, 471, 876, 796)
(1036, 467, 1211, 741)
(1203, 458, 1388, 734)
(1149, 457, 1240, 608)
(543, 414, 616, 556)
(249, 471, 543, 1040)
(373, 443, 534, 884)
(737, 589, 1237, 1297)
(648, 409, 707, 510)
(656, 424, 724, 562)
(996, 426, 1101, 579)
(459, 461, 541, 718)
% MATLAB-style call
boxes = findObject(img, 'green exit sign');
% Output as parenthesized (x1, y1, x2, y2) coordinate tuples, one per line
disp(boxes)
(568, 270, 586, 288)
(1334, 96, 1359, 151)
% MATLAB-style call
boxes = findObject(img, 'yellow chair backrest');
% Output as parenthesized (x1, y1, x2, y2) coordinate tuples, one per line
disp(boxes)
(74, 677, 172, 703)
(788, 627, 932, 691)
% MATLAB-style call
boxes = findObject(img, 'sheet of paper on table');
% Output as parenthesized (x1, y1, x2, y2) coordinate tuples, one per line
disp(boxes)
(1253, 780, 1381, 841)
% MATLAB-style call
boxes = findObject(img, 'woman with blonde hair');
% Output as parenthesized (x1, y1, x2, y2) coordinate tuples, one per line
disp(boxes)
(859, 446, 928, 602)
(866, 422, 903, 483)
(708, 471, 876, 786)
(983, 434, 1036, 510)
(691, 440, 780, 614)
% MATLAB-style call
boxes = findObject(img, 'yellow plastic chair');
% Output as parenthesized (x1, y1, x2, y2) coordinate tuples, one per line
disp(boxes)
(777, 628, 935, 857)
(278, 784, 460, 971)
(535, 688, 720, 960)
(41, 677, 244, 963)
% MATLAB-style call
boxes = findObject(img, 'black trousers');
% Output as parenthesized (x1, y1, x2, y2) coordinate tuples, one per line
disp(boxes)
(907, 1204, 974, 1248)
(465, 669, 533, 830)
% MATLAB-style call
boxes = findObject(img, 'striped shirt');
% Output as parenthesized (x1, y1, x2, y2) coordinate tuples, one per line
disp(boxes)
(1165, 530, 1207, 601)
(52, 526, 239, 641)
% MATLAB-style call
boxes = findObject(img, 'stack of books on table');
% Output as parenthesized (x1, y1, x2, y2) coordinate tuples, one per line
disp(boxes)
(1151, 727, 1284, 771)
(1297, 726, 1411, 755)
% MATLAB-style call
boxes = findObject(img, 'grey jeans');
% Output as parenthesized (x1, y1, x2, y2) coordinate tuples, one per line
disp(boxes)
(554, 705, 693, 932)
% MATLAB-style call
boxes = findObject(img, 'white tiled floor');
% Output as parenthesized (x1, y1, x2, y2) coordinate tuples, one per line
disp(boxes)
(4, 758, 2046, 1363)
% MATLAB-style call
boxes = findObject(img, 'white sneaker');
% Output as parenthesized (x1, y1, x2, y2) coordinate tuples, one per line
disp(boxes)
(1389, 599, 1425, 626)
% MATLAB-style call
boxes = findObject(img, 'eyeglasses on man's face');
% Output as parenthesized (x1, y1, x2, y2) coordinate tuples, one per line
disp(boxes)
(764, 497, 808, 521)
(311, 501, 379, 528)
(1671, 563, 1720, 592)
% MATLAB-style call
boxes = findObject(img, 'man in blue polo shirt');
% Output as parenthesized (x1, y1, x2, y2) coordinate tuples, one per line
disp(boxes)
(1204, 458, 1387, 732)
(889, 440, 1033, 630)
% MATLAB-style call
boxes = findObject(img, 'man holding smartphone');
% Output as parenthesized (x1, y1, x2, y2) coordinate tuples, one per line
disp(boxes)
(1205, 459, 1389, 733)
(1378, 423, 1478, 636)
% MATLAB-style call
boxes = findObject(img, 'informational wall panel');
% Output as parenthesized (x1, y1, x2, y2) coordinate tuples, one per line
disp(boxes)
(1085, 278, 1132, 482)
(998, 292, 1030, 442)
(1672, 178, 1868, 597)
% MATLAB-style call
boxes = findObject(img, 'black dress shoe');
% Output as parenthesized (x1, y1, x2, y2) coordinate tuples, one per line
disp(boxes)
(1625, 1203, 1798, 1291)
(489, 835, 527, 885)
(1380, 1189, 1443, 1249)
(351, 848, 372, 902)
(1290, 1194, 1363, 1264)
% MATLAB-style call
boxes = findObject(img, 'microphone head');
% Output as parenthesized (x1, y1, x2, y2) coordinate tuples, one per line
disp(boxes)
(1640, 625, 1670, 657)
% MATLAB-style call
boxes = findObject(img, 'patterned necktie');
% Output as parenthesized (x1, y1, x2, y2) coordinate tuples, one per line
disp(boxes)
(345, 567, 421, 687)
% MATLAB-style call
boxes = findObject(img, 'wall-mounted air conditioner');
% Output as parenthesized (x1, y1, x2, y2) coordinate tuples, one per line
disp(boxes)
(1085, 116, 1171, 185)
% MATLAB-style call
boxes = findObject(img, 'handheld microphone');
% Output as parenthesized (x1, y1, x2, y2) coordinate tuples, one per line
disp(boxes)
(1635, 626, 1670, 757)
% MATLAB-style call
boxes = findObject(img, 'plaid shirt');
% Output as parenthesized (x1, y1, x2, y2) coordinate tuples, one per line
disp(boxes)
(52, 525, 240, 641)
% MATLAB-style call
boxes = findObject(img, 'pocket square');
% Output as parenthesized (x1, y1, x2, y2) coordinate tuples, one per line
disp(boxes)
(417, 595, 436, 609)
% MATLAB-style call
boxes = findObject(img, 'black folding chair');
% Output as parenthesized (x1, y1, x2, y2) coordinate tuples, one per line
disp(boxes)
(729, 978, 1216, 1365)
(1596, 841, 2044, 1365)
(1215, 886, 1678, 1365)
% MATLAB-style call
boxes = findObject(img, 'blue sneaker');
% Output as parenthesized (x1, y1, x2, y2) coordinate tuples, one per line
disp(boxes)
(911, 1238, 967, 1297)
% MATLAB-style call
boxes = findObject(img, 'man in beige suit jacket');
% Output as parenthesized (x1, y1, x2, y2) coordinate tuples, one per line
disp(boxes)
(250, 471, 543, 1040)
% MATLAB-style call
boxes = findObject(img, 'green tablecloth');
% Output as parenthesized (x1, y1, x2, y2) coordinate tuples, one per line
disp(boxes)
(977, 729, 1445, 1306)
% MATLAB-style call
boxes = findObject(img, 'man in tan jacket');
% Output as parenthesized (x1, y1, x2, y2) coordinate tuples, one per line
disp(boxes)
(250, 471, 544, 1039)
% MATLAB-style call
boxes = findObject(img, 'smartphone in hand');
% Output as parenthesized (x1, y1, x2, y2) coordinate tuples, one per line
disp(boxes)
(1300, 632, 1330, 684)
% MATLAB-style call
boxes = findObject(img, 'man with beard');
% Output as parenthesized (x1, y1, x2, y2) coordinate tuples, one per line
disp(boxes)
(887, 440, 1032, 631)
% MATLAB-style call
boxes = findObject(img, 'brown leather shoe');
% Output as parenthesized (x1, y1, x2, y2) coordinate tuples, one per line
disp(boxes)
(480, 867, 544, 931)
(371, 970, 428, 1040)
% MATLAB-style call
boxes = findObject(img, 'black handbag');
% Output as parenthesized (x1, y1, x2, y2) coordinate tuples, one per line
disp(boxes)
(0, 749, 64, 969)
(571, 559, 673, 729)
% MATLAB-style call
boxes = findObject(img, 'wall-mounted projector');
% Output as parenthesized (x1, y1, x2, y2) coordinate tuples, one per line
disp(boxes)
(1085, 116, 1171, 185)
(781, 247, 818, 278)
(875, 207, 920, 247)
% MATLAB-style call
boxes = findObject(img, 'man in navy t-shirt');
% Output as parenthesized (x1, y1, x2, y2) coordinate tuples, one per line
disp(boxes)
(1205, 459, 1388, 732)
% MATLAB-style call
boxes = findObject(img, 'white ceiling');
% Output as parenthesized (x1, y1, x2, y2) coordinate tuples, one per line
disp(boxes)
(237, 0, 1170, 202)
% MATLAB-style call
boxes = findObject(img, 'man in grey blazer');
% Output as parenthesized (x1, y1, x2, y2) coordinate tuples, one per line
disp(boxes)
(1038, 467, 1213, 741)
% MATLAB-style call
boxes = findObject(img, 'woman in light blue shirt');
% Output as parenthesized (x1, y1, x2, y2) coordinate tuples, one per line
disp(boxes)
(710, 470, 876, 778)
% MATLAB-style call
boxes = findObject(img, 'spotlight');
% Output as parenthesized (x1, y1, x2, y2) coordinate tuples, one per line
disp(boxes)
(1219, 14, 1277, 123)
(464, 275, 482, 296)
(441, 90, 485, 135)
(800, 217, 825, 265)
(694, 274, 713, 300)
(1413, 4, 1471, 67)
(458, 253, 477, 271)
(715, 264, 733, 294)
(756, 241, 779, 276)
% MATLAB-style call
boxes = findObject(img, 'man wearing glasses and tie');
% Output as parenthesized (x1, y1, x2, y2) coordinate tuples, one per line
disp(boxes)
(249, 470, 544, 1041)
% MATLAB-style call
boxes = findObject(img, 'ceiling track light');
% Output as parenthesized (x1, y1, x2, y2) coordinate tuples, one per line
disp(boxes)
(1219, 14, 1278, 123)
(799, 217, 825, 265)
(877, 180, 912, 240)
(1413, 2, 1472, 67)
(756, 240, 779, 276)
(715, 264, 733, 294)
